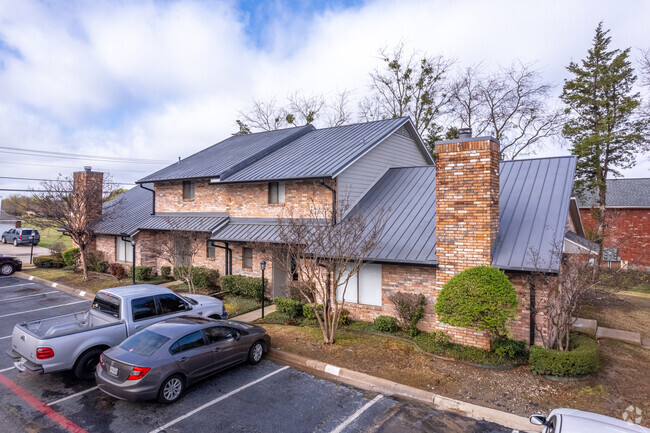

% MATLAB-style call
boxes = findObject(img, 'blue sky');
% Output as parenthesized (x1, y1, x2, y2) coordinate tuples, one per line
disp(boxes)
(0, 0, 649, 194)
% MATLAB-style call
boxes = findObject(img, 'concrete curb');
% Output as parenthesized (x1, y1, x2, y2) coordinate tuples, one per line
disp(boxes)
(14, 271, 94, 300)
(266, 349, 541, 433)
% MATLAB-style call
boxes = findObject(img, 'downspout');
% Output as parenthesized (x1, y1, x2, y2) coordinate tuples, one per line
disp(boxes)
(139, 184, 155, 215)
(528, 276, 536, 346)
(319, 178, 336, 225)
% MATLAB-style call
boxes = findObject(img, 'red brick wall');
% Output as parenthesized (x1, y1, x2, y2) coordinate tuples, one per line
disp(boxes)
(154, 179, 336, 218)
(580, 208, 650, 267)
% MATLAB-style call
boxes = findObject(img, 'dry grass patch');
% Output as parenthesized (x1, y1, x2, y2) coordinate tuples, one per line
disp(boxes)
(578, 290, 650, 337)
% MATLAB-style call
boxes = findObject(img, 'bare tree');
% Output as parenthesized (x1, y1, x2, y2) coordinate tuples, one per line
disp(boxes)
(152, 229, 205, 294)
(449, 62, 563, 160)
(32, 173, 121, 281)
(360, 43, 455, 144)
(267, 198, 386, 344)
(239, 90, 356, 131)
(529, 243, 623, 350)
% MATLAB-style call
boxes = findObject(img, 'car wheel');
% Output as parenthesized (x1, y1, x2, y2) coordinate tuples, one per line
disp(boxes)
(1, 237, 6, 244)
(0, 264, 14, 276)
(13, 239, 18, 247)
(248, 341, 264, 365)
(73, 347, 105, 380)
(158, 375, 184, 404)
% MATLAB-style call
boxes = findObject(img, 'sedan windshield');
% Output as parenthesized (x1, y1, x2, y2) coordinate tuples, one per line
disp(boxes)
(120, 330, 170, 357)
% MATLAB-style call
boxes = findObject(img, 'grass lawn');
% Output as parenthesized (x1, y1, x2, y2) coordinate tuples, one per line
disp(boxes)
(578, 289, 650, 338)
(23, 224, 73, 250)
(261, 323, 650, 426)
(23, 268, 170, 293)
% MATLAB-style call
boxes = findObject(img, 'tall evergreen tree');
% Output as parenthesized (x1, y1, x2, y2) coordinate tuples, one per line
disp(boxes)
(561, 22, 647, 268)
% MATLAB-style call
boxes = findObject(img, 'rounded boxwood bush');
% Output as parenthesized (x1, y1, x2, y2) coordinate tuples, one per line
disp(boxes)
(33, 255, 65, 269)
(374, 315, 398, 333)
(529, 334, 600, 377)
(62, 248, 80, 267)
(220, 274, 268, 299)
(275, 297, 304, 318)
(435, 265, 517, 339)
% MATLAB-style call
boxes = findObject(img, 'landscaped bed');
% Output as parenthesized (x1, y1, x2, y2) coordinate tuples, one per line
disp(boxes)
(261, 323, 650, 426)
(22, 267, 171, 293)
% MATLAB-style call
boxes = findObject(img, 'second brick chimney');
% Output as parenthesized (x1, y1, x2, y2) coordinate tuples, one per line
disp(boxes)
(435, 129, 500, 285)
(73, 166, 104, 224)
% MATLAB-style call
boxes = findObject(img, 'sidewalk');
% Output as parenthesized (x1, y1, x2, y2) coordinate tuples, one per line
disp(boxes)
(235, 304, 276, 322)
(572, 317, 648, 348)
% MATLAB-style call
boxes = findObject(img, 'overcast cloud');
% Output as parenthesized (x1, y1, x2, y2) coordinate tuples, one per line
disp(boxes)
(0, 0, 649, 193)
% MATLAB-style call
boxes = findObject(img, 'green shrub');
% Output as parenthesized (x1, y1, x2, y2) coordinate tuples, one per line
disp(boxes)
(192, 267, 220, 290)
(108, 263, 128, 280)
(492, 339, 527, 360)
(302, 303, 323, 320)
(529, 335, 600, 377)
(274, 297, 304, 318)
(129, 266, 152, 281)
(160, 266, 171, 279)
(389, 292, 426, 337)
(220, 275, 268, 299)
(374, 315, 398, 333)
(93, 260, 109, 273)
(339, 309, 351, 326)
(62, 248, 80, 267)
(85, 250, 107, 272)
(435, 265, 517, 339)
(49, 240, 66, 257)
(33, 255, 65, 269)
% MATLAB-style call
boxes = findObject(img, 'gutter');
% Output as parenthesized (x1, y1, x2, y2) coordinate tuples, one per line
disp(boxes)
(139, 184, 155, 215)
(320, 178, 337, 225)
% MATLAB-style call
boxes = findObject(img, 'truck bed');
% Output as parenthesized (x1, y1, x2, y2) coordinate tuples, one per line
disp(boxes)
(18, 309, 121, 339)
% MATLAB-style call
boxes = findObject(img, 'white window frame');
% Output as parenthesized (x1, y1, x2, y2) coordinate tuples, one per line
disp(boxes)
(183, 181, 195, 200)
(268, 181, 285, 204)
(336, 263, 382, 307)
(115, 237, 133, 263)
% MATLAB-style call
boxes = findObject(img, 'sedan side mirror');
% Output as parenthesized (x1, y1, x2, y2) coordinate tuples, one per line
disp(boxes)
(234, 332, 240, 341)
(529, 415, 547, 426)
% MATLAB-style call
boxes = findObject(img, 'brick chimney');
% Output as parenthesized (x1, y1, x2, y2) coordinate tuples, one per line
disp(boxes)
(73, 166, 104, 223)
(435, 128, 500, 284)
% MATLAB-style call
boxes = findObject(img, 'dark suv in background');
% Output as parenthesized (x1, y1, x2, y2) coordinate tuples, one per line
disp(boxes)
(1, 228, 40, 246)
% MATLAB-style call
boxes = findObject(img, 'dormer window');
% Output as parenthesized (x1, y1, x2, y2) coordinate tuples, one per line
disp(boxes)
(268, 181, 285, 204)
(183, 181, 195, 199)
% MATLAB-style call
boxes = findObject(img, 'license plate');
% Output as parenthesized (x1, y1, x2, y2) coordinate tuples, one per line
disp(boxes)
(109, 365, 118, 376)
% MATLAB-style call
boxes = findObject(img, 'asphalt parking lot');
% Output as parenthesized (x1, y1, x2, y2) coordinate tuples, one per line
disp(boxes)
(0, 275, 514, 433)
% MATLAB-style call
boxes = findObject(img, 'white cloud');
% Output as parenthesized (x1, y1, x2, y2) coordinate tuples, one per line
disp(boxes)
(0, 0, 648, 194)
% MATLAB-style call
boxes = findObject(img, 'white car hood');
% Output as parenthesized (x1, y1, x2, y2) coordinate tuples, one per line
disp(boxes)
(550, 409, 650, 433)
(183, 294, 225, 314)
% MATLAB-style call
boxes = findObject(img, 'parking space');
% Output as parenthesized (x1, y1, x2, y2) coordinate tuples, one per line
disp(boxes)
(0, 242, 52, 263)
(0, 276, 513, 433)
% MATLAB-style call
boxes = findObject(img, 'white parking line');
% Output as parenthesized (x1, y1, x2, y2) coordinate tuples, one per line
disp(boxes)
(47, 386, 99, 406)
(0, 300, 87, 318)
(0, 335, 11, 340)
(329, 394, 384, 433)
(149, 366, 290, 433)
(0, 366, 14, 372)
(0, 283, 36, 289)
(0, 291, 58, 303)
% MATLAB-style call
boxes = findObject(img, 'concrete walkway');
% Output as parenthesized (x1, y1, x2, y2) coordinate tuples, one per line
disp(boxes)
(235, 304, 276, 322)
(573, 317, 648, 348)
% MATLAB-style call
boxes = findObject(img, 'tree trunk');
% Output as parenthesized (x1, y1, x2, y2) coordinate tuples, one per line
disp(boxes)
(79, 246, 89, 282)
(593, 190, 607, 279)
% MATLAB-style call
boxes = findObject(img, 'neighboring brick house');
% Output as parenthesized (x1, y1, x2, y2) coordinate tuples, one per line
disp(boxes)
(578, 178, 650, 269)
(87, 118, 589, 349)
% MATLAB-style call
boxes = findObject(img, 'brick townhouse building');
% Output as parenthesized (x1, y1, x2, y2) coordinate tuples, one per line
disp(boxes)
(578, 178, 650, 269)
(86, 117, 591, 349)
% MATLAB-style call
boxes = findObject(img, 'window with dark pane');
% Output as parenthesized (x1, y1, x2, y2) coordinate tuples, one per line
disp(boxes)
(183, 181, 195, 199)
(268, 181, 285, 204)
(242, 247, 253, 269)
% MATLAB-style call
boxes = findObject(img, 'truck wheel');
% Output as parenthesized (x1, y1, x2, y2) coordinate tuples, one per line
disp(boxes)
(13, 239, 18, 247)
(73, 347, 104, 380)
(158, 375, 185, 404)
(0, 264, 14, 275)
(1, 236, 6, 244)
(248, 341, 264, 365)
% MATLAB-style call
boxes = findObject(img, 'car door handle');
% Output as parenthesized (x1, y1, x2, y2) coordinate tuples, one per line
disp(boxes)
(212, 348, 222, 352)
(178, 357, 189, 362)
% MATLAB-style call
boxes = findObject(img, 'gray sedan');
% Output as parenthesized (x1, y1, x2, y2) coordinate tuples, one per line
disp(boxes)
(95, 316, 271, 403)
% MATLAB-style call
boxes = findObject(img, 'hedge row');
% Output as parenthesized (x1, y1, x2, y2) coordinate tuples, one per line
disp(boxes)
(220, 275, 267, 299)
(33, 255, 65, 268)
(529, 334, 600, 377)
(173, 267, 220, 290)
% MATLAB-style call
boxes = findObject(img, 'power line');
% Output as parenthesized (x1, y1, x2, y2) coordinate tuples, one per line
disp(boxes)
(0, 176, 134, 185)
(0, 146, 173, 164)
(0, 160, 152, 173)
(0, 188, 122, 193)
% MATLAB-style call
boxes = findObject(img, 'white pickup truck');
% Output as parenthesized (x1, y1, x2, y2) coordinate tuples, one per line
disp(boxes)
(7, 285, 227, 379)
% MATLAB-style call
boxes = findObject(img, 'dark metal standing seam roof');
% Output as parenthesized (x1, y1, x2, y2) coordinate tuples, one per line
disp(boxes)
(491, 156, 577, 273)
(210, 218, 285, 243)
(219, 118, 422, 183)
(343, 166, 438, 265)
(94, 185, 154, 235)
(136, 125, 314, 183)
(137, 213, 229, 233)
(577, 178, 650, 208)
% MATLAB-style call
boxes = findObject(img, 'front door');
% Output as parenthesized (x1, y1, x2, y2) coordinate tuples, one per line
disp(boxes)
(272, 251, 289, 298)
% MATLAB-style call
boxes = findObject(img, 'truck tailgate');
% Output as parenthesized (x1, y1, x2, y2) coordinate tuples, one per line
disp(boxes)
(10, 324, 41, 363)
